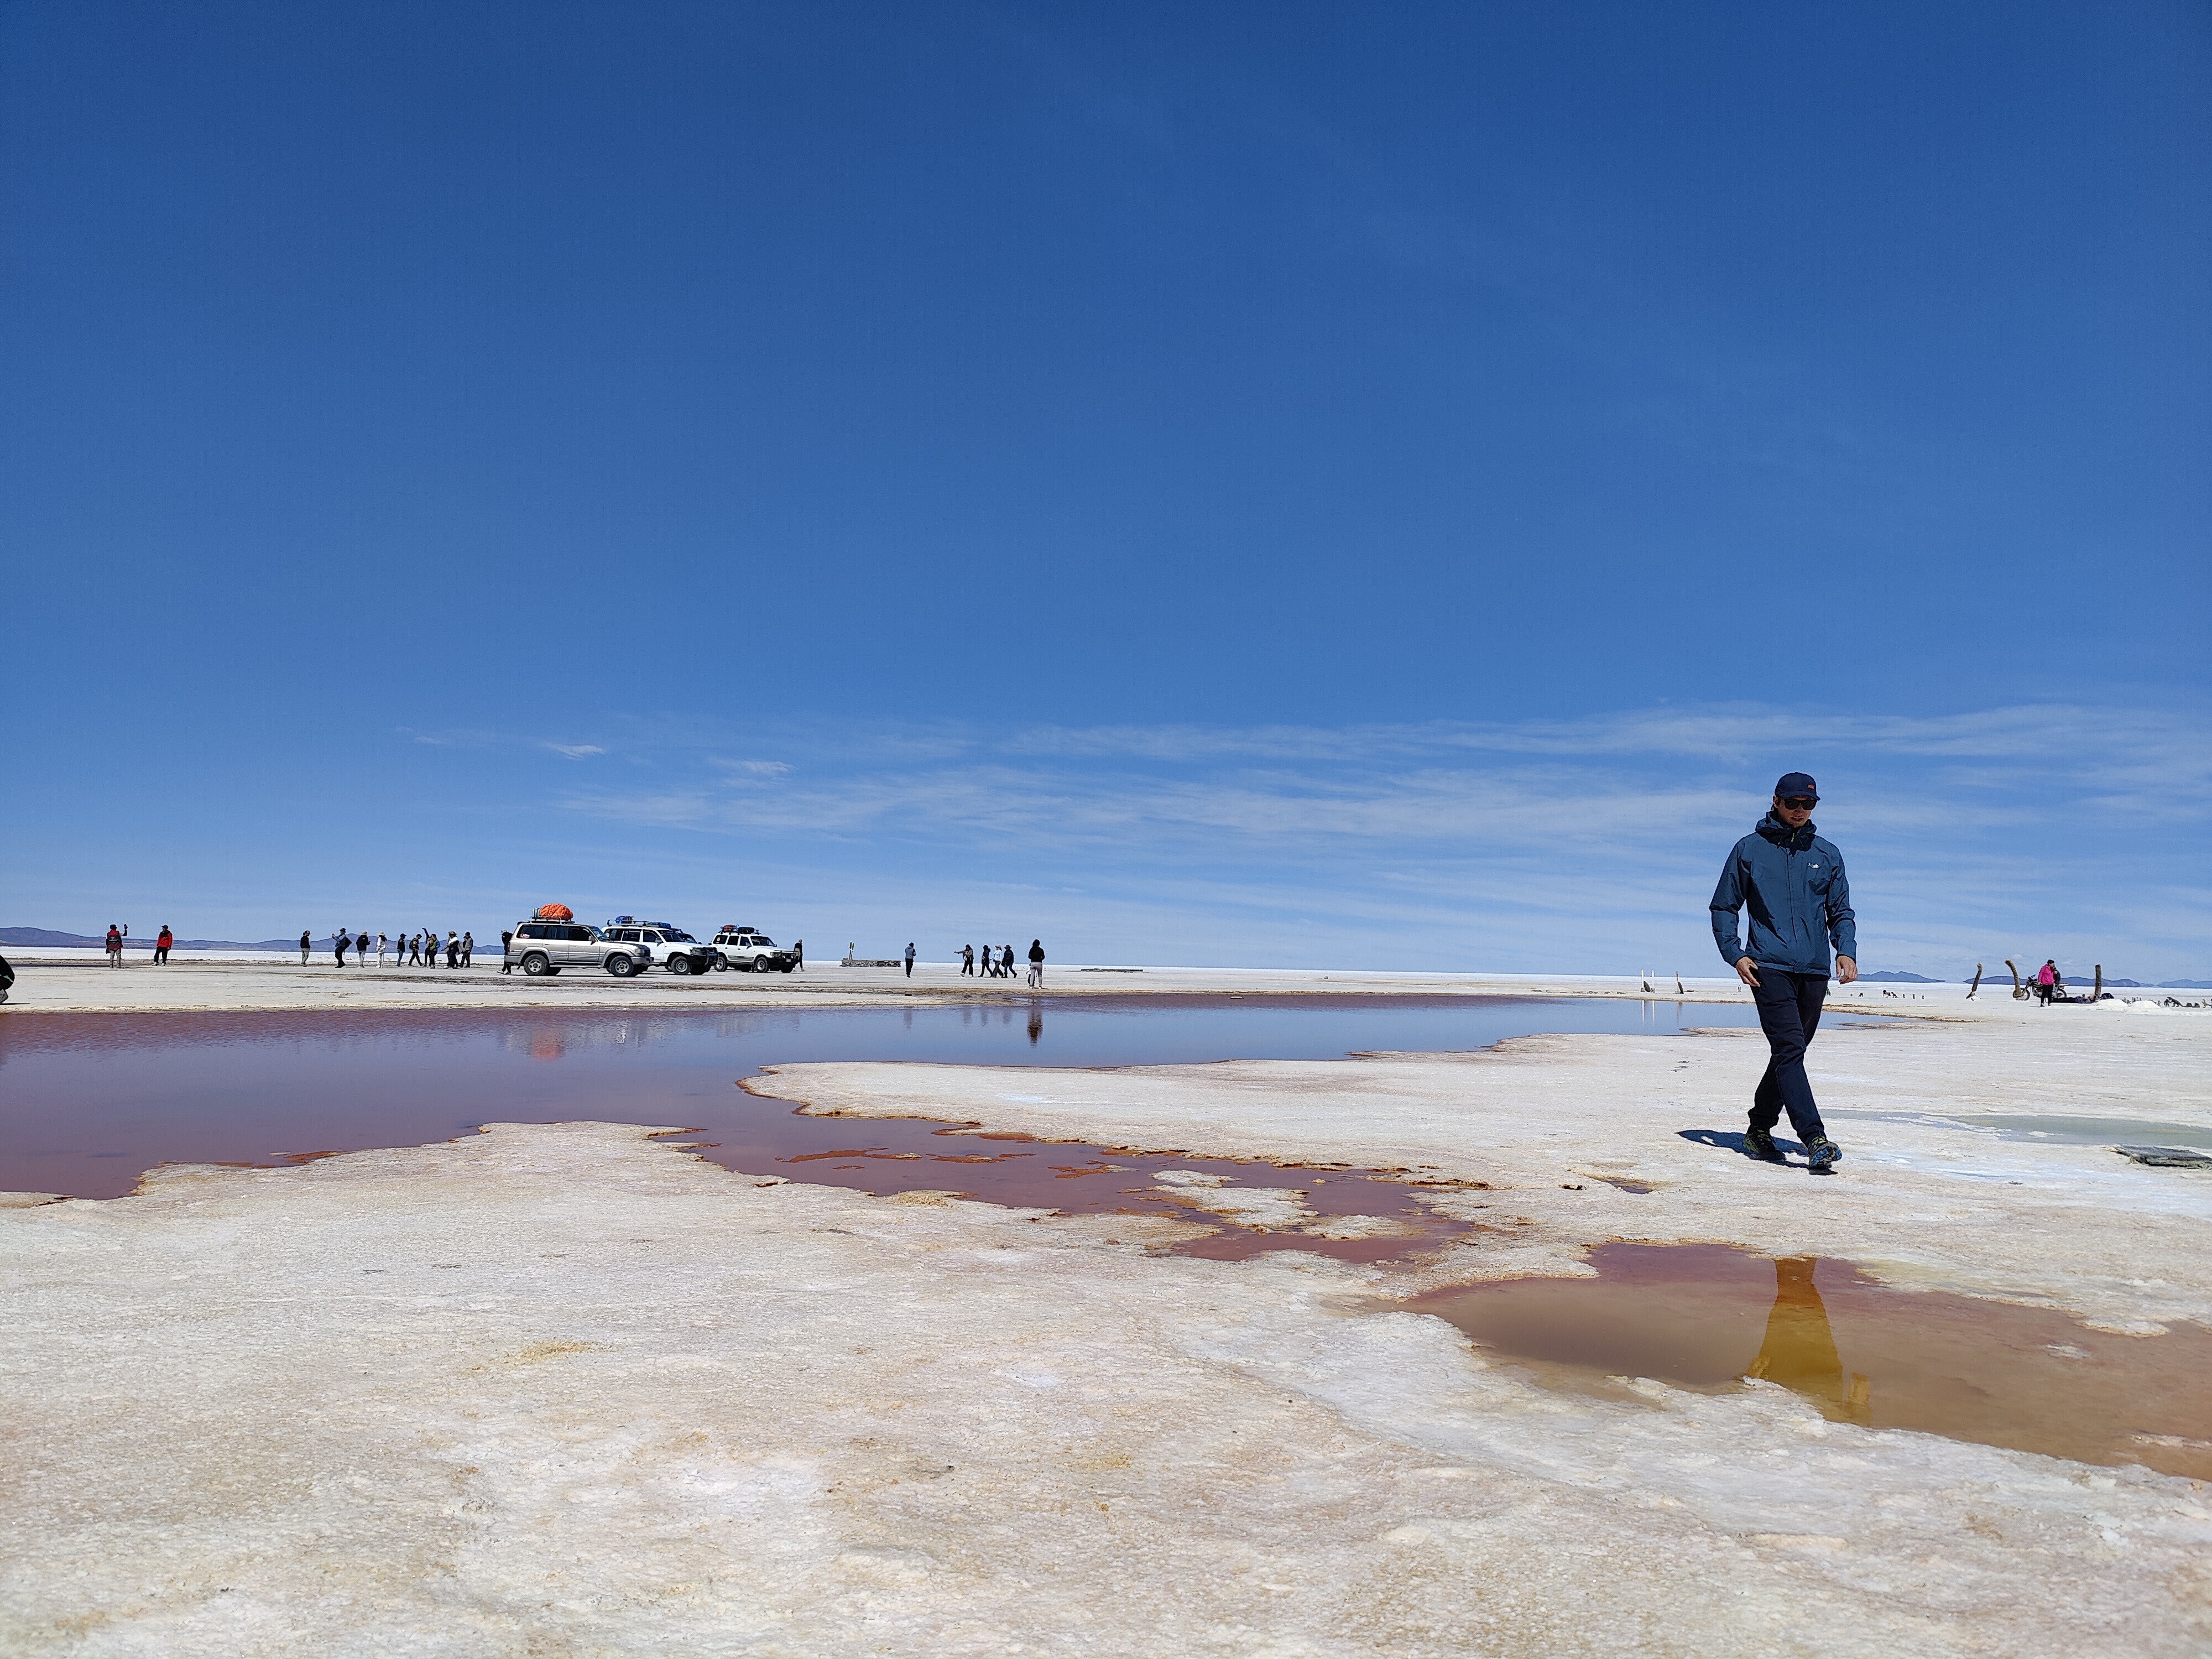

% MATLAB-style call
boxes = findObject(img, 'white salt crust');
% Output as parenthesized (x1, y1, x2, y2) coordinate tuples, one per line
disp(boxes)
(0, 952, 2072, 1019)
(3, 1013, 2209, 1655)
(765, 1015, 2212, 1329)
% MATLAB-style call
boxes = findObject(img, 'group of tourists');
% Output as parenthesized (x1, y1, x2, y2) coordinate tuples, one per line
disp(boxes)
(307, 929, 474, 968)
(103, 925, 177, 964)
(954, 940, 1046, 987)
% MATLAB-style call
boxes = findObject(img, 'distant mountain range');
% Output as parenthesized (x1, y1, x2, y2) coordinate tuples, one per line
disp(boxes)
(3, 926, 337, 952)
(1857, 971, 1937, 982)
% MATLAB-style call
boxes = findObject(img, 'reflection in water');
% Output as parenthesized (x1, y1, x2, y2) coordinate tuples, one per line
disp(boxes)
(1746, 1258, 1870, 1424)
(1027, 1004, 1043, 1046)
(1407, 1243, 2212, 1478)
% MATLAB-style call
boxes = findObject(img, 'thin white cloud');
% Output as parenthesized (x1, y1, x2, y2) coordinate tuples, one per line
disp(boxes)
(518, 700, 2209, 977)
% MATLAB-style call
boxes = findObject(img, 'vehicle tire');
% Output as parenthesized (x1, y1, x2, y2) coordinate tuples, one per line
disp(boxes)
(713, 957, 729, 972)
(607, 955, 636, 978)
(780, 962, 795, 973)
(521, 952, 551, 977)
(667, 956, 691, 976)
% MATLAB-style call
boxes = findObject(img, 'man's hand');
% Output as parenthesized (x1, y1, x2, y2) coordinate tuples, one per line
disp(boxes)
(1735, 957, 1761, 988)
(1835, 955, 1858, 985)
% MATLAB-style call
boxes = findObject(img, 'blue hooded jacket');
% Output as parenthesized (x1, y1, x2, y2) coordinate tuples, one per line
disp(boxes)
(1711, 813, 1856, 976)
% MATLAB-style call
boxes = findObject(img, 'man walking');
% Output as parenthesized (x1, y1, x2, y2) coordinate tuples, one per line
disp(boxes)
(300, 929, 312, 966)
(1710, 772, 1857, 1172)
(904, 942, 916, 978)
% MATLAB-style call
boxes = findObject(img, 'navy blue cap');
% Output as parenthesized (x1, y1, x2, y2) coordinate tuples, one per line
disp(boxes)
(1775, 772, 1819, 801)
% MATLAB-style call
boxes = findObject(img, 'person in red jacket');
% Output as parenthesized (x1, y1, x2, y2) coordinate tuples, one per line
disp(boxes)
(154, 926, 173, 964)
(105, 925, 124, 968)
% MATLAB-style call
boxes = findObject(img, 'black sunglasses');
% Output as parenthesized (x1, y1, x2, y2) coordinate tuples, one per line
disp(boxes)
(1780, 796, 1818, 810)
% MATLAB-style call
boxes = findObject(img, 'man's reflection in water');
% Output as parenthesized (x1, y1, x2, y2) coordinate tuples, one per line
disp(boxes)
(1026, 1005, 1044, 1047)
(1745, 1258, 1871, 1424)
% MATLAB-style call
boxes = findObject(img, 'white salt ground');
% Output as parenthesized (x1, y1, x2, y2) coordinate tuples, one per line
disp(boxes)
(4, 1015, 2210, 1655)
(0, 950, 2027, 1016)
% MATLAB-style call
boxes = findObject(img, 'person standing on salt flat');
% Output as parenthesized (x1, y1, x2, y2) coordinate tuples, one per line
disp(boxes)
(375, 931, 387, 966)
(1710, 771, 1858, 1172)
(105, 925, 124, 968)
(904, 942, 915, 978)
(1027, 938, 1044, 988)
(461, 931, 473, 967)
(299, 929, 311, 966)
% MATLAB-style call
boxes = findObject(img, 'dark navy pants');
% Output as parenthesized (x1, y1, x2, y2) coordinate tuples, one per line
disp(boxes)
(1749, 969, 1828, 1143)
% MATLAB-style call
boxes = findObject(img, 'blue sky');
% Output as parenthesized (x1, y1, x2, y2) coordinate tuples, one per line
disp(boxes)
(3, 2, 2207, 975)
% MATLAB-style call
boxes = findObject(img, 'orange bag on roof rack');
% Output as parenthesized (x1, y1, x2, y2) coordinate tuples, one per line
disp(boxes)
(534, 904, 574, 922)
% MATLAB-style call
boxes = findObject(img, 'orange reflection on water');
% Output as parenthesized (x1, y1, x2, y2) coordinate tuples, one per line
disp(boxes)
(1410, 1244, 2212, 1478)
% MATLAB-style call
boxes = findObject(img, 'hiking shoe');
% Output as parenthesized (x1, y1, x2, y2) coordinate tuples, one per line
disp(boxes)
(1806, 1135, 1843, 1172)
(1743, 1126, 1785, 1162)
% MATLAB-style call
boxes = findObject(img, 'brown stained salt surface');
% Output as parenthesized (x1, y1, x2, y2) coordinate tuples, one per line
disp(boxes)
(6, 1120, 2210, 1657)
(758, 1016, 2212, 1333)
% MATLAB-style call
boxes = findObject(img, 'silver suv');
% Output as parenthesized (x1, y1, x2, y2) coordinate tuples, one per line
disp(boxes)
(712, 926, 797, 973)
(505, 921, 647, 978)
(599, 920, 721, 976)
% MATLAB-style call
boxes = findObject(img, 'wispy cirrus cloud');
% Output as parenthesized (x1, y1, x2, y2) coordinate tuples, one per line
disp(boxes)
(421, 701, 2211, 977)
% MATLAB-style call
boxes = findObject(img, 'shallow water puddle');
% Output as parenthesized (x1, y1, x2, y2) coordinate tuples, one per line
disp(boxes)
(1408, 1243, 2212, 1478)
(1827, 1109, 2212, 1150)
(674, 1110, 1487, 1265)
(0, 998, 1775, 1201)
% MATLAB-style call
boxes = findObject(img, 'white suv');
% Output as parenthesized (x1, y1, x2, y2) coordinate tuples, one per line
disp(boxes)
(505, 921, 648, 978)
(599, 920, 721, 976)
(713, 926, 798, 973)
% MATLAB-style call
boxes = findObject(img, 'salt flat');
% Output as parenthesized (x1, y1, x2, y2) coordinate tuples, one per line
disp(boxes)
(1, 947, 1986, 1017)
(3, 1005, 2208, 1655)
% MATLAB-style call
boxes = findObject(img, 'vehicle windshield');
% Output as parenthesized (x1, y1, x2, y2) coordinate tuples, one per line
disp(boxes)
(752, 936, 775, 946)
(662, 930, 696, 943)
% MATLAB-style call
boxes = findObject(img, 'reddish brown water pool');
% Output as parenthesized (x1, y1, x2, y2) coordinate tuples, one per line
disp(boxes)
(1, 999, 1768, 1261)
(1410, 1243, 2212, 1479)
